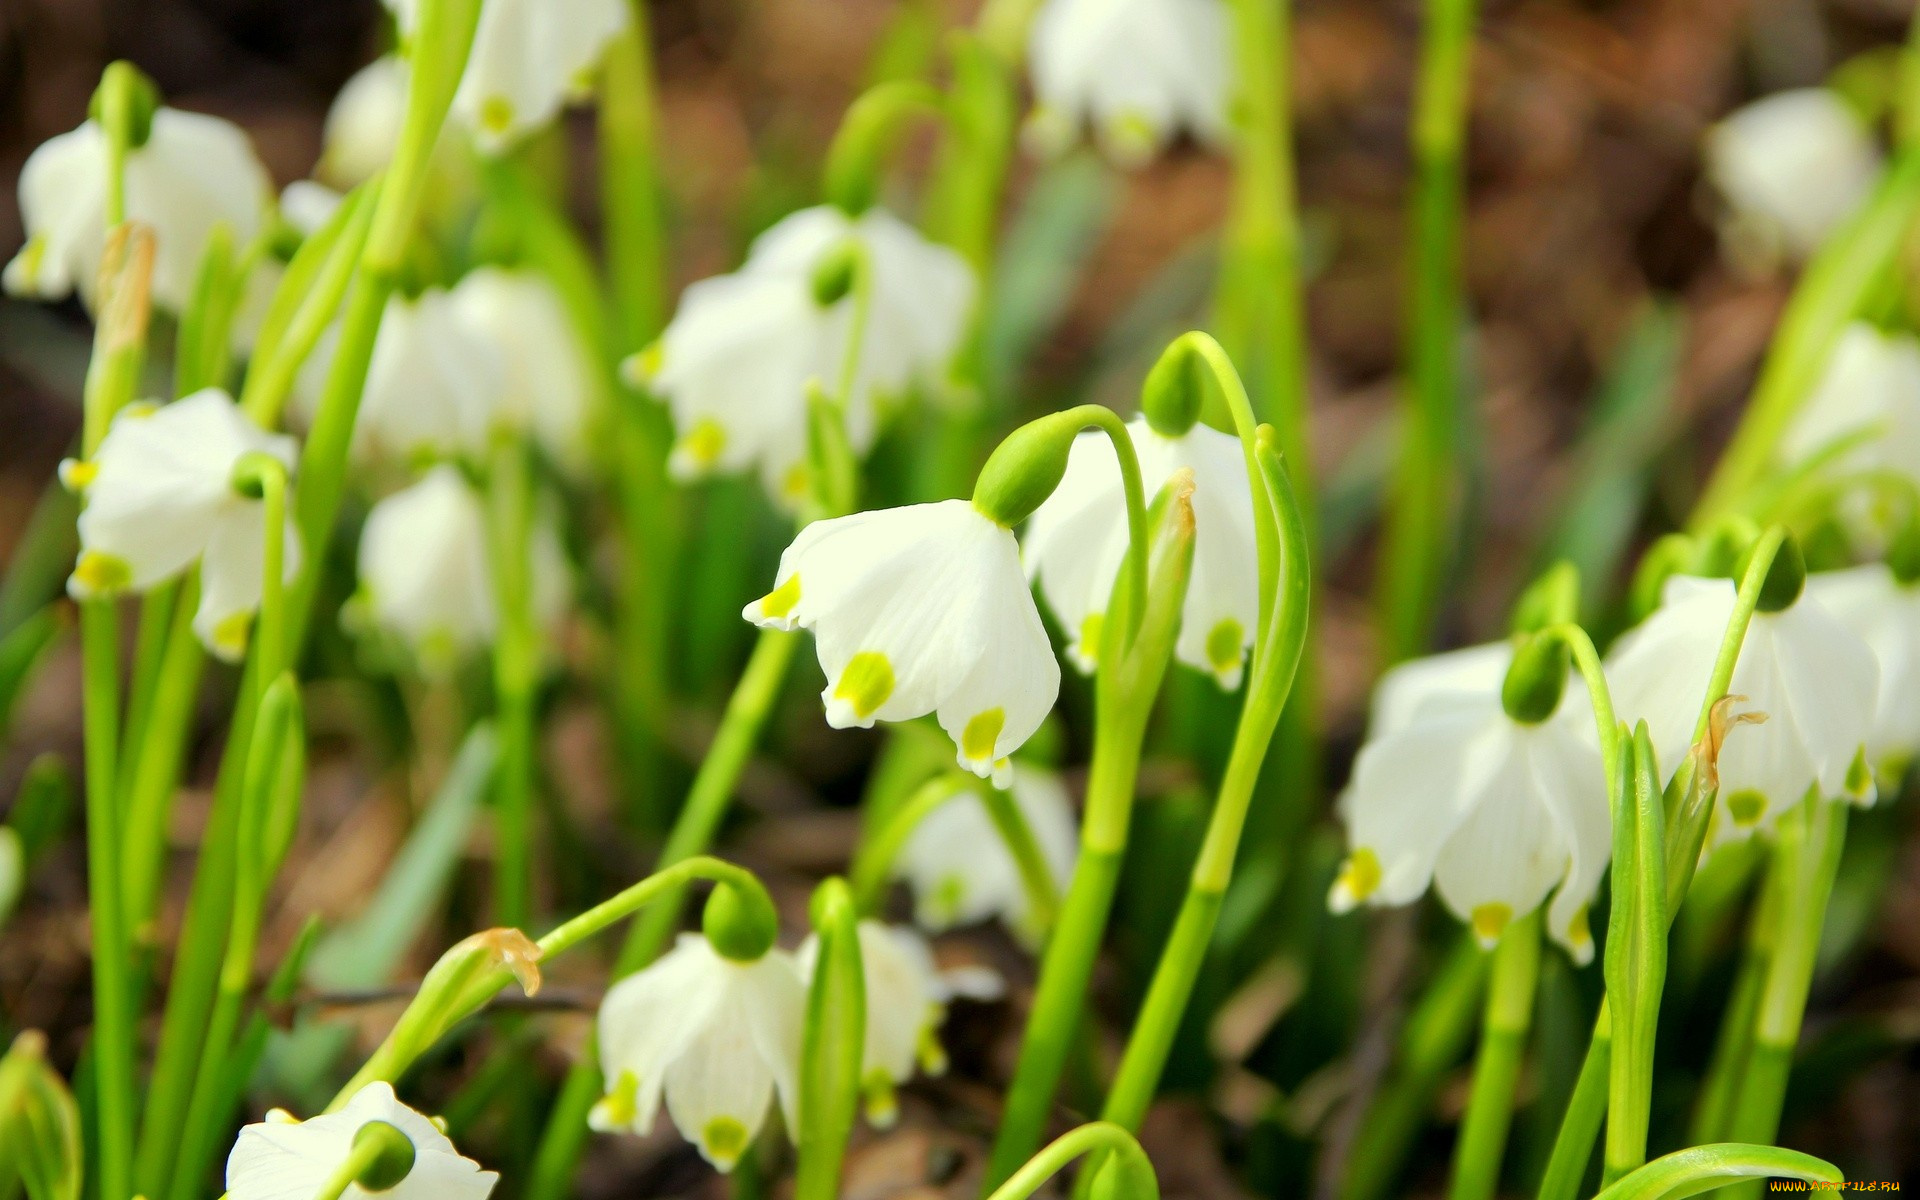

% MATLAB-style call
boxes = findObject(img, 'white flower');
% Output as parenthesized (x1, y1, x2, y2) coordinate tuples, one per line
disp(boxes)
(591, 934, 804, 1172)
(225, 1081, 497, 1200)
(6, 107, 271, 312)
(449, 267, 596, 471)
(1605, 575, 1878, 845)
(69, 389, 300, 662)
(1024, 416, 1258, 686)
(1331, 641, 1610, 962)
(320, 287, 507, 461)
(1705, 88, 1882, 269)
(384, 0, 628, 151)
(795, 921, 1001, 1128)
(355, 466, 569, 666)
(1026, 0, 1231, 165)
(744, 500, 1061, 784)
(1778, 323, 1920, 537)
(319, 56, 409, 188)
(1367, 641, 1514, 738)
(894, 767, 1079, 943)
(634, 205, 973, 507)
(1803, 564, 1920, 777)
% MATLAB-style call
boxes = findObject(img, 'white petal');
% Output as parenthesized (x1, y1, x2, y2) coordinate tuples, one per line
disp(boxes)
(1145, 422, 1261, 686)
(1369, 641, 1514, 738)
(1027, 0, 1232, 163)
(8, 123, 104, 301)
(1706, 89, 1881, 262)
(359, 288, 506, 460)
(1334, 702, 1490, 909)
(195, 500, 302, 662)
(595, 935, 730, 1136)
(1023, 429, 1133, 671)
(450, 267, 597, 470)
(661, 953, 804, 1170)
(446, 0, 629, 151)
(1807, 565, 1920, 763)
(320, 57, 409, 188)
(357, 466, 498, 655)
(127, 109, 273, 310)
(1604, 576, 1735, 780)
(1431, 723, 1579, 948)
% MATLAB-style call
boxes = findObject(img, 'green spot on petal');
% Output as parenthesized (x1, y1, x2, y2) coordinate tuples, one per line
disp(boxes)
(759, 574, 801, 620)
(961, 708, 1005, 765)
(599, 1070, 639, 1127)
(212, 610, 253, 658)
(1206, 617, 1244, 676)
(701, 1115, 750, 1170)
(71, 551, 132, 595)
(479, 95, 515, 134)
(1726, 789, 1766, 826)
(1336, 848, 1382, 905)
(680, 418, 728, 467)
(834, 652, 895, 720)
(1471, 902, 1512, 946)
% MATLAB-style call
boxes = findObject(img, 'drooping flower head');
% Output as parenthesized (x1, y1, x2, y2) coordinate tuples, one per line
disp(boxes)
(1778, 322, 1920, 541)
(1331, 639, 1611, 961)
(1025, 0, 1231, 165)
(384, 0, 629, 152)
(1025, 415, 1258, 686)
(796, 920, 1002, 1128)
(894, 767, 1079, 943)
(68, 389, 300, 662)
(354, 465, 570, 669)
(592, 934, 804, 1172)
(1606, 573, 1879, 846)
(634, 205, 973, 507)
(7, 107, 271, 312)
(745, 499, 1061, 785)
(1705, 88, 1882, 271)
(226, 1081, 497, 1200)
(449, 267, 598, 472)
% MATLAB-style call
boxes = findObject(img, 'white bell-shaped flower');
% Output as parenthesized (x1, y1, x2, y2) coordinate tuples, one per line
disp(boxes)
(1803, 564, 1920, 778)
(1705, 88, 1882, 269)
(894, 766, 1079, 943)
(795, 920, 1001, 1128)
(591, 934, 804, 1172)
(318, 56, 409, 188)
(355, 466, 569, 668)
(1025, 0, 1231, 165)
(634, 205, 973, 507)
(449, 267, 595, 472)
(744, 500, 1061, 784)
(225, 1081, 497, 1200)
(342, 287, 508, 461)
(7, 107, 271, 312)
(1605, 575, 1878, 845)
(1024, 416, 1258, 686)
(1779, 323, 1920, 536)
(1331, 641, 1610, 962)
(69, 388, 300, 662)
(384, 0, 628, 151)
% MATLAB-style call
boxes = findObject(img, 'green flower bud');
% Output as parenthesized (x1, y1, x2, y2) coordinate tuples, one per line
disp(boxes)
(1695, 518, 1758, 579)
(351, 1120, 417, 1191)
(1141, 337, 1204, 437)
(702, 877, 779, 962)
(810, 239, 864, 309)
(1740, 535, 1806, 613)
(1501, 633, 1569, 724)
(1888, 517, 1920, 585)
(89, 61, 161, 150)
(1510, 560, 1579, 635)
(1629, 532, 1695, 622)
(972, 410, 1088, 528)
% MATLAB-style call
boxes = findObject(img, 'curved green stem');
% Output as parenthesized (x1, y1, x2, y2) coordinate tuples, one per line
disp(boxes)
(1590, 1144, 1840, 1200)
(986, 1122, 1159, 1200)
(824, 80, 947, 214)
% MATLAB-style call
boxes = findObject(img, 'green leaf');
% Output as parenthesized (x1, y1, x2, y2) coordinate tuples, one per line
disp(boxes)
(1591, 1143, 1841, 1200)
(0, 1033, 83, 1200)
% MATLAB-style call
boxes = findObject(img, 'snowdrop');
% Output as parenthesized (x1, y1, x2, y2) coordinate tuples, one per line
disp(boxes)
(449, 267, 596, 471)
(1705, 88, 1882, 269)
(591, 934, 804, 1171)
(1778, 323, 1920, 532)
(355, 466, 569, 667)
(1606, 573, 1878, 846)
(894, 767, 1078, 942)
(1804, 563, 1920, 779)
(68, 389, 300, 662)
(796, 921, 1002, 1127)
(1331, 640, 1611, 961)
(1025, 416, 1257, 685)
(225, 1081, 497, 1200)
(1025, 0, 1232, 165)
(633, 205, 973, 506)
(6, 106, 271, 312)
(745, 500, 1060, 784)
(383, 0, 628, 151)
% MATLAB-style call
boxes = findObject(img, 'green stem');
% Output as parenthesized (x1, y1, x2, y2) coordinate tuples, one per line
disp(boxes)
(1447, 911, 1542, 1200)
(985, 1123, 1159, 1200)
(487, 435, 539, 928)
(120, 580, 203, 935)
(1687, 875, 1774, 1147)
(308, 1133, 384, 1200)
(1720, 798, 1848, 1200)
(1377, 0, 1477, 662)
(1535, 1007, 1610, 1200)
(823, 80, 947, 214)
(80, 599, 134, 1200)
(1602, 729, 1667, 1186)
(795, 879, 864, 1200)
(599, 3, 666, 350)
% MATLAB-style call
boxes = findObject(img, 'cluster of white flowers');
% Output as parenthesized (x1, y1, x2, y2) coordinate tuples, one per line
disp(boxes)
(637, 205, 974, 507)
(1333, 552, 1917, 954)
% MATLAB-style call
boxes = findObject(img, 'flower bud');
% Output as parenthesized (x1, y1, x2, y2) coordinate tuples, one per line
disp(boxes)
(702, 878, 779, 963)
(350, 1120, 417, 1191)
(810, 238, 864, 309)
(1509, 560, 1578, 635)
(89, 61, 161, 150)
(1141, 337, 1204, 437)
(1739, 534, 1806, 612)
(972, 410, 1087, 528)
(1500, 633, 1569, 724)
